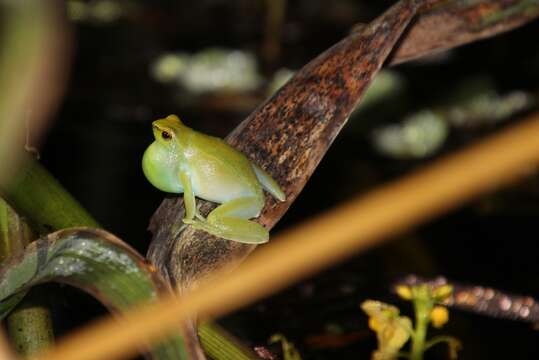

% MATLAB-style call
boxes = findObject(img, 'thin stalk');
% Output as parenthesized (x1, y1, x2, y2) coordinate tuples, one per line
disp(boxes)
(424, 336, 457, 351)
(409, 285, 439, 360)
(198, 322, 258, 360)
(6, 291, 54, 357)
(0, 197, 54, 356)
(410, 300, 430, 360)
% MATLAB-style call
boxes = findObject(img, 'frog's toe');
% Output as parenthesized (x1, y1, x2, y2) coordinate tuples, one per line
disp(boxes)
(231, 231, 269, 244)
(182, 216, 270, 244)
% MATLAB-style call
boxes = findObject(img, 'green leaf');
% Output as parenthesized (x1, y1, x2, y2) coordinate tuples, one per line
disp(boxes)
(0, 291, 27, 319)
(0, 227, 188, 359)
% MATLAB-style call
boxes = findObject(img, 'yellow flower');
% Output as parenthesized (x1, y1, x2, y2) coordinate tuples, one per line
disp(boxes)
(361, 300, 412, 360)
(369, 316, 381, 331)
(430, 306, 449, 328)
(432, 285, 453, 302)
(395, 285, 413, 300)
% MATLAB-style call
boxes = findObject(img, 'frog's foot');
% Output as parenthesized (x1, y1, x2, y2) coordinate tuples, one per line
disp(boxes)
(183, 197, 269, 244)
(187, 218, 269, 244)
(183, 211, 205, 224)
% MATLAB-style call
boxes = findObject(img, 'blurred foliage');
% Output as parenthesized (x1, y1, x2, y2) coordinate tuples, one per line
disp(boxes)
(67, 0, 127, 23)
(151, 48, 262, 93)
(372, 110, 448, 159)
(371, 78, 535, 159)
(0, 2, 52, 185)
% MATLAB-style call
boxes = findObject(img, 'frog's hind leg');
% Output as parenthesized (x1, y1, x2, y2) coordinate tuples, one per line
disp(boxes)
(252, 164, 286, 202)
(187, 197, 269, 244)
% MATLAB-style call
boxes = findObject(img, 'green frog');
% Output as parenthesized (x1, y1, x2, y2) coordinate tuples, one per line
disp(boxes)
(142, 115, 285, 244)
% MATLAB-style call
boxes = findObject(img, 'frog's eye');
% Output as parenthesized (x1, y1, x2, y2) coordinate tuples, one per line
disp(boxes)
(161, 131, 172, 140)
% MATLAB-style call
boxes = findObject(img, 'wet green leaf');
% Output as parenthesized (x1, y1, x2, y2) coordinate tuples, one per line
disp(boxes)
(0, 227, 187, 359)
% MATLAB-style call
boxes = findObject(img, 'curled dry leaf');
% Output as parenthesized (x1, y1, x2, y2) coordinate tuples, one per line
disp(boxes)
(148, 0, 539, 291)
(390, 0, 539, 64)
(148, 0, 420, 291)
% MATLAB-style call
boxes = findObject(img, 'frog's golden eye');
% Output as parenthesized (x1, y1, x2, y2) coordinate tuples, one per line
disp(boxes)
(161, 131, 172, 140)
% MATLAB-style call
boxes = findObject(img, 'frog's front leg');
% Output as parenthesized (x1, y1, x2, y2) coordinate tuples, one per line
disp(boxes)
(188, 197, 268, 244)
(178, 170, 198, 221)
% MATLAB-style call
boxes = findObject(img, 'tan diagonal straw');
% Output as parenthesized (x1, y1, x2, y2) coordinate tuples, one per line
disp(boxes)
(33, 113, 539, 360)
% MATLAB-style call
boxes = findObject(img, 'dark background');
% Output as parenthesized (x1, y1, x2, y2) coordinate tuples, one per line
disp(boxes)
(38, 1, 539, 358)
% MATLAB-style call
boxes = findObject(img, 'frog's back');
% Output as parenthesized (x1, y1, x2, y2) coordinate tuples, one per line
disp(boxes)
(186, 130, 262, 203)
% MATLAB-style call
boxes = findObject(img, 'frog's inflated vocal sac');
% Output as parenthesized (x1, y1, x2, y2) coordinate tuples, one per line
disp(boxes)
(142, 115, 286, 244)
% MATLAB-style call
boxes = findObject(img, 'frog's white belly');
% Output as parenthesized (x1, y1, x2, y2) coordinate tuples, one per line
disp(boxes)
(190, 164, 257, 203)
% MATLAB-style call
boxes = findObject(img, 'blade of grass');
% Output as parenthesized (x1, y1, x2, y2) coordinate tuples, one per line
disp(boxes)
(33, 112, 539, 360)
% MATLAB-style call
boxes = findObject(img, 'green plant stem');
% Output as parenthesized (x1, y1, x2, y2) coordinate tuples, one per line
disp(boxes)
(1, 157, 253, 360)
(2, 158, 100, 232)
(6, 290, 54, 357)
(198, 322, 258, 360)
(410, 312, 427, 360)
(0, 198, 29, 263)
(0, 197, 54, 356)
(410, 288, 432, 360)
